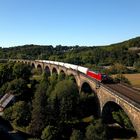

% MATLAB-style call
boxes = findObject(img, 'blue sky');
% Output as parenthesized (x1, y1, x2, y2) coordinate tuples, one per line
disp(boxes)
(0, 0, 140, 47)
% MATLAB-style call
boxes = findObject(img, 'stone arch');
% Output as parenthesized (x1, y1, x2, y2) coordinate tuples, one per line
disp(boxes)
(31, 63, 35, 69)
(81, 82, 93, 95)
(58, 70, 66, 80)
(37, 64, 43, 74)
(68, 74, 77, 83)
(45, 66, 51, 76)
(102, 101, 137, 137)
(80, 82, 100, 117)
(60, 69, 65, 75)
(102, 101, 124, 123)
(52, 67, 58, 75)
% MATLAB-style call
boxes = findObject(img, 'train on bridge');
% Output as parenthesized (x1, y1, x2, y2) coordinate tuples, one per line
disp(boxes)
(36, 60, 110, 83)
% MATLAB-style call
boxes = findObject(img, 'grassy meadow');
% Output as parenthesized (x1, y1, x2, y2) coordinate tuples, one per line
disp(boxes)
(123, 73, 140, 89)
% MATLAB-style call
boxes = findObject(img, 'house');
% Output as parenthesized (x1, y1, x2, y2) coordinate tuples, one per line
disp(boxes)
(0, 93, 14, 112)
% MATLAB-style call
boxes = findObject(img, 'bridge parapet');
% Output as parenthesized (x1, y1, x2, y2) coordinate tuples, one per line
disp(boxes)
(101, 84, 140, 111)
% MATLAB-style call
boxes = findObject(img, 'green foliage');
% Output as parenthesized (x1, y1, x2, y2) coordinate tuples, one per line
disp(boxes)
(0, 62, 14, 86)
(112, 109, 133, 129)
(58, 73, 65, 81)
(6, 78, 28, 96)
(133, 60, 140, 72)
(0, 37, 140, 68)
(107, 63, 128, 74)
(46, 95, 60, 126)
(2, 107, 13, 121)
(50, 80, 79, 121)
(28, 74, 49, 137)
(47, 73, 58, 96)
(12, 101, 31, 126)
(13, 63, 32, 81)
(70, 129, 84, 140)
(3, 101, 31, 127)
(0, 82, 9, 96)
(27, 138, 41, 140)
(114, 74, 131, 84)
(85, 119, 107, 140)
(41, 125, 58, 140)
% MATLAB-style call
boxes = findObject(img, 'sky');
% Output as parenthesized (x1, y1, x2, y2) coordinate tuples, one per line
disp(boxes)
(0, 0, 140, 47)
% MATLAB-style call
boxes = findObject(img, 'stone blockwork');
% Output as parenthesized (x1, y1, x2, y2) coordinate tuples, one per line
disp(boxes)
(97, 86, 140, 137)
(12, 59, 140, 137)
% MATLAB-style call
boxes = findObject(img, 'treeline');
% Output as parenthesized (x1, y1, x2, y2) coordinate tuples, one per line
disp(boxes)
(0, 37, 140, 68)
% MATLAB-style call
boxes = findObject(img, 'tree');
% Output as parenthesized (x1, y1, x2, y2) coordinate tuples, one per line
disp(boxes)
(6, 78, 30, 100)
(114, 74, 131, 85)
(50, 80, 79, 121)
(41, 125, 58, 140)
(11, 101, 31, 126)
(85, 119, 107, 140)
(3, 101, 31, 127)
(107, 63, 128, 74)
(2, 107, 13, 121)
(112, 109, 133, 129)
(0, 62, 14, 86)
(46, 95, 60, 126)
(0, 82, 9, 97)
(46, 73, 58, 96)
(28, 73, 49, 137)
(133, 60, 140, 72)
(70, 129, 84, 140)
(13, 63, 32, 81)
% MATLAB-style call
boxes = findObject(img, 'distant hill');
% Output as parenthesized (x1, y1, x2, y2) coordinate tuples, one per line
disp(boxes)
(0, 37, 140, 67)
(106, 36, 140, 49)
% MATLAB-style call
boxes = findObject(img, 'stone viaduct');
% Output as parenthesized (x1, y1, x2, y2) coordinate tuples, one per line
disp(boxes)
(11, 59, 140, 137)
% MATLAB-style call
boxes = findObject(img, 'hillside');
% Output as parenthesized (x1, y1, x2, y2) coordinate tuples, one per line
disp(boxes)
(0, 37, 140, 67)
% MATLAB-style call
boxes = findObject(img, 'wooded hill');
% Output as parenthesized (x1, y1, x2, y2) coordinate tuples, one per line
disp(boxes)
(0, 36, 140, 67)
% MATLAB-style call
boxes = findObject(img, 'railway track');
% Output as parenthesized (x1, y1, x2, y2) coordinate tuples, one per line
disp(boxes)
(104, 83, 140, 105)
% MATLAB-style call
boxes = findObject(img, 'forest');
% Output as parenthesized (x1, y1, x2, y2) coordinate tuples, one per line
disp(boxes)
(0, 37, 140, 71)
(0, 62, 137, 140)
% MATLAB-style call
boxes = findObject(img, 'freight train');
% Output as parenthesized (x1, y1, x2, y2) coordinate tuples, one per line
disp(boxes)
(36, 60, 109, 82)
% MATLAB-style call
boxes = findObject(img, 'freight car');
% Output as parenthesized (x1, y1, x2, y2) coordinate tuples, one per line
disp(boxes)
(36, 60, 109, 82)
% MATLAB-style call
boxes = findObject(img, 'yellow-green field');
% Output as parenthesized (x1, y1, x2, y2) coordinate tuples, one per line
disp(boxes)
(123, 73, 140, 89)
(112, 73, 140, 90)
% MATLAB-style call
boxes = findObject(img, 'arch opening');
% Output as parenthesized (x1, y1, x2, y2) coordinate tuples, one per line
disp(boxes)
(59, 70, 66, 81)
(102, 101, 137, 139)
(37, 64, 42, 75)
(68, 74, 76, 83)
(52, 67, 58, 79)
(81, 82, 93, 95)
(80, 82, 100, 118)
(31, 63, 35, 68)
(45, 66, 51, 77)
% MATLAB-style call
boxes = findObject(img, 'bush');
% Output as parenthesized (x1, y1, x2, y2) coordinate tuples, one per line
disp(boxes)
(114, 74, 131, 85)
